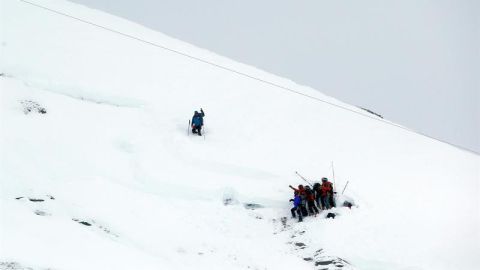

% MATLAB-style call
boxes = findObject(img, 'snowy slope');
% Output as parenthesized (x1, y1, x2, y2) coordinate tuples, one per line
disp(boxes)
(1, 0, 479, 270)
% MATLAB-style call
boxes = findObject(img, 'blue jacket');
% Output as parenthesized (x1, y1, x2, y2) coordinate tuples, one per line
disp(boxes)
(292, 195, 301, 207)
(192, 110, 205, 126)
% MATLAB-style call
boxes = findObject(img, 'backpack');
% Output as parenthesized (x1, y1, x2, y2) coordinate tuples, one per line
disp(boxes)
(192, 116, 202, 126)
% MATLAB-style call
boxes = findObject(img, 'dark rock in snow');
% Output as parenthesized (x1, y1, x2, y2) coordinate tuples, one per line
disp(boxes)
(72, 218, 119, 237)
(72, 219, 92, 226)
(280, 216, 289, 230)
(243, 203, 263, 210)
(315, 260, 334, 266)
(222, 188, 238, 205)
(359, 106, 383, 118)
(326, 213, 336, 219)
(34, 210, 48, 216)
(98, 225, 119, 237)
(16, 195, 54, 202)
(223, 198, 234, 205)
(313, 253, 352, 270)
(343, 201, 353, 208)
(20, 100, 47, 115)
(0, 262, 34, 270)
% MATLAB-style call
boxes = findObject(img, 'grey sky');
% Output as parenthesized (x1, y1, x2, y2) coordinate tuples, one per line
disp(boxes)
(71, 0, 479, 153)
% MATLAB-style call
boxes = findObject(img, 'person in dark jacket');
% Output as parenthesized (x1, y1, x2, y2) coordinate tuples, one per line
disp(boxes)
(313, 182, 323, 209)
(191, 108, 205, 136)
(305, 186, 319, 215)
(290, 192, 303, 222)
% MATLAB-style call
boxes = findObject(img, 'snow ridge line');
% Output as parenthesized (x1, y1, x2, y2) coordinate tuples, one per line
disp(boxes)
(16, 0, 480, 156)
(3, 74, 144, 108)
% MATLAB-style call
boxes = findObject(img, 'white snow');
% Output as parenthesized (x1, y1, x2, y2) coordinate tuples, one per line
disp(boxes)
(1, 0, 479, 269)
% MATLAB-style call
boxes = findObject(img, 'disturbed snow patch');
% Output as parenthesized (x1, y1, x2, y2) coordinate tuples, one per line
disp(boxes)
(0, 262, 53, 270)
(273, 216, 355, 270)
(19, 100, 47, 114)
(14, 194, 119, 238)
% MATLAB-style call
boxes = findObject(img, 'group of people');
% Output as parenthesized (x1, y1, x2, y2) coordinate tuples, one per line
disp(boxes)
(289, 177, 335, 222)
(191, 108, 336, 223)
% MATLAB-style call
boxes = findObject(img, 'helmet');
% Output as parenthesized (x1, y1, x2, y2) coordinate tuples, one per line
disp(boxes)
(321, 177, 328, 182)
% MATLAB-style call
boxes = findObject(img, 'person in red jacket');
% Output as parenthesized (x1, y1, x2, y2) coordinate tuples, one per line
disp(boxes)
(289, 184, 305, 194)
(320, 177, 333, 209)
(325, 178, 336, 208)
(305, 186, 319, 215)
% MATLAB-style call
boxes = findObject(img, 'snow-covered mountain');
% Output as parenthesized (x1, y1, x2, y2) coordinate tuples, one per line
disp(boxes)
(1, 0, 479, 269)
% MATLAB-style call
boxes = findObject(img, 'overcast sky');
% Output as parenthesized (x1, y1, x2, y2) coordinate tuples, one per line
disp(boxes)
(71, 0, 479, 153)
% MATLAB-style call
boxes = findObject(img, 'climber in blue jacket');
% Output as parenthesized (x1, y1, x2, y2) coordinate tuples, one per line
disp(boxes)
(191, 108, 205, 136)
(290, 192, 303, 222)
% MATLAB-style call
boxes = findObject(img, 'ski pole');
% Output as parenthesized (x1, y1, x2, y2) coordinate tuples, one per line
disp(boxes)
(331, 161, 336, 192)
(295, 171, 313, 186)
(188, 120, 190, 136)
(342, 181, 349, 194)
